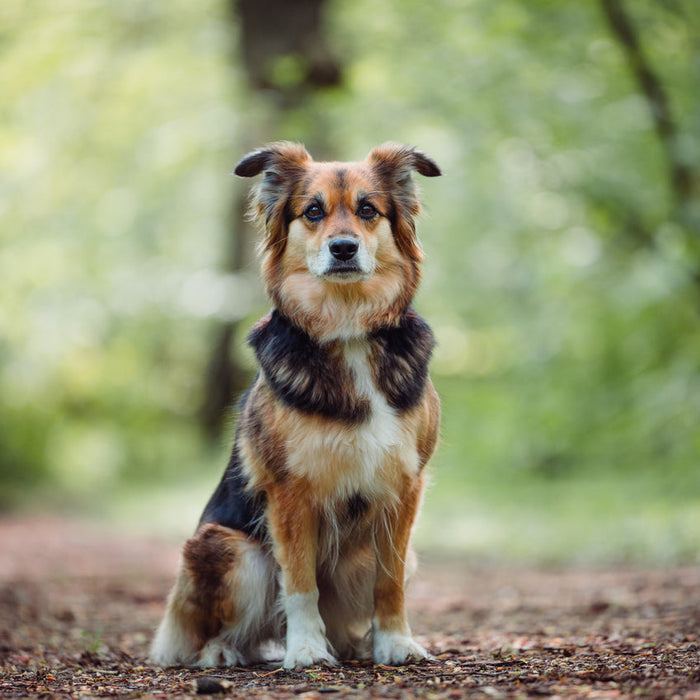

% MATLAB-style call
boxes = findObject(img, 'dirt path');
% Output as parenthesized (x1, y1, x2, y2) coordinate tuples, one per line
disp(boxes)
(1, 516, 699, 698)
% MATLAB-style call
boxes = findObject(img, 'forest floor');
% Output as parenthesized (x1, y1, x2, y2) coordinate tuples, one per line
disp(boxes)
(1, 516, 699, 699)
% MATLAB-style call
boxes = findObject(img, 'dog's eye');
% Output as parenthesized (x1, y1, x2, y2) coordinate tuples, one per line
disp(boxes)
(357, 202, 377, 220)
(303, 203, 325, 222)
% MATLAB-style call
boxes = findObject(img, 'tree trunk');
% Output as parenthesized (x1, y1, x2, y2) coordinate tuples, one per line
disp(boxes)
(199, 0, 343, 438)
(599, 0, 700, 303)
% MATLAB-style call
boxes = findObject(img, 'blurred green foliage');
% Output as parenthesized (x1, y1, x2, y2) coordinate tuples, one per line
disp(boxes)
(1, 0, 699, 561)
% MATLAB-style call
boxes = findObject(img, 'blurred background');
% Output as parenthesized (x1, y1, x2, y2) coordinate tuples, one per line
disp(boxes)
(1, 0, 699, 564)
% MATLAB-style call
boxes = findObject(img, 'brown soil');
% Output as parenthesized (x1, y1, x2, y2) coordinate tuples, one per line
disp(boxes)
(1, 516, 699, 698)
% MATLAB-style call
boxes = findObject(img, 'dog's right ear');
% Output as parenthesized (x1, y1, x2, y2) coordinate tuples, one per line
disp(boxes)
(234, 142, 311, 179)
(234, 149, 274, 177)
(234, 142, 312, 253)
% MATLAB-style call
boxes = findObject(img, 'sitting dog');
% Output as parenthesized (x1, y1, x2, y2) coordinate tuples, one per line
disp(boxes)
(150, 142, 441, 669)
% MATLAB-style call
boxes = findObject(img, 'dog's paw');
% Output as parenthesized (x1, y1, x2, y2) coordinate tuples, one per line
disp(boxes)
(373, 630, 432, 666)
(283, 591, 337, 668)
(348, 633, 373, 661)
(283, 641, 338, 669)
(196, 638, 247, 668)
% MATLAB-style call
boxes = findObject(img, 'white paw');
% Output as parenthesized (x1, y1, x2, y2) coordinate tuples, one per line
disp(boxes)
(373, 630, 432, 666)
(283, 590, 337, 668)
(283, 640, 338, 669)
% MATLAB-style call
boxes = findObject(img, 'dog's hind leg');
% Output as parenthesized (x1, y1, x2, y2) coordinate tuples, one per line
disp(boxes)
(149, 524, 279, 667)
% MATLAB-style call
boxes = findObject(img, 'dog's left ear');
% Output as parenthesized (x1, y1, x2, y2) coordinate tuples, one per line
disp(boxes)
(368, 143, 441, 183)
(367, 144, 441, 261)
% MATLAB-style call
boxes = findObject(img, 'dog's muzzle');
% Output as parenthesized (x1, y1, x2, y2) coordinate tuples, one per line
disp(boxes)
(312, 235, 372, 281)
(325, 236, 363, 275)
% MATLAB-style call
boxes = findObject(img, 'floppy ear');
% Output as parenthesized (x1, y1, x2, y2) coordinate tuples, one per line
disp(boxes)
(234, 148, 275, 178)
(368, 143, 441, 183)
(367, 143, 441, 261)
(234, 142, 312, 253)
(234, 141, 311, 178)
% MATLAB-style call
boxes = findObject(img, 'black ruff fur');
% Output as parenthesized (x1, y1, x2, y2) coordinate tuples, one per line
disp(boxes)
(248, 311, 371, 425)
(369, 309, 435, 412)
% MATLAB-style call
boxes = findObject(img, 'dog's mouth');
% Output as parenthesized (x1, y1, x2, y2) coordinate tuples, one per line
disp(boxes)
(320, 261, 370, 282)
(329, 260, 361, 274)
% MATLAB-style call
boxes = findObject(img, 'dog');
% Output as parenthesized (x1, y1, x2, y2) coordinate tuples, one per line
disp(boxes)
(149, 142, 441, 670)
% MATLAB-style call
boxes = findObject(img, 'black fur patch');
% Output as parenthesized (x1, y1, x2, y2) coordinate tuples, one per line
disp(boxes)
(248, 311, 371, 424)
(240, 384, 289, 482)
(199, 424, 268, 540)
(345, 493, 369, 520)
(334, 168, 347, 190)
(369, 309, 435, 411)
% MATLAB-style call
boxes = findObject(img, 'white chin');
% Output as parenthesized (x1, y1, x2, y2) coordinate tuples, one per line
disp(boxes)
(319, 270, 370, 283)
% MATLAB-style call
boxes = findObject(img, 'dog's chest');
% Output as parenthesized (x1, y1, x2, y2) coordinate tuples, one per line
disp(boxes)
(285, 341, 415, 499)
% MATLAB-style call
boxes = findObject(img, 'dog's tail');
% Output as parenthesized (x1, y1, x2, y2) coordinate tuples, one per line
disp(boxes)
(149, 582, 200, 667)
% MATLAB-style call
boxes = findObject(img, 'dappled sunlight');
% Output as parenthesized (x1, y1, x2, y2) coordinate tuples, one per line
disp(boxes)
(433, 325, 514, 377)
(1, 0, 699, 563)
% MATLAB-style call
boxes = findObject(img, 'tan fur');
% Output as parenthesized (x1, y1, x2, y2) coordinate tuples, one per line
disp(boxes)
(262, 162, 421, 341)
(151, 143, 440, 669)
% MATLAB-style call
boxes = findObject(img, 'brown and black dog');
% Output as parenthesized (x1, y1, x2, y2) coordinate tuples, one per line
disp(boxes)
(150, 142, 441, 669)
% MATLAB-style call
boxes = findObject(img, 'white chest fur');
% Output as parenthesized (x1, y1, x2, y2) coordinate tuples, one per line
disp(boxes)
(284, 340, 418, 501)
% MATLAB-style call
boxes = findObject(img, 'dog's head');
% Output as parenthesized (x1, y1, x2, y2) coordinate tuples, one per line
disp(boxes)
(235, 142, 440, 340)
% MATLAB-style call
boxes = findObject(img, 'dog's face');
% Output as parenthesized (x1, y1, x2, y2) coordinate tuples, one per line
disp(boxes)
(288, 164, 389, 284)
(235, 143, 440, 340)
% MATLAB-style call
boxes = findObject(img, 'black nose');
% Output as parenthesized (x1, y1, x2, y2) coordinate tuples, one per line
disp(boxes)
(329, 237, 359, 261)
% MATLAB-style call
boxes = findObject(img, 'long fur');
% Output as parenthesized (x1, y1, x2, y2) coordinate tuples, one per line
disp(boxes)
(150, 142, 441, 669)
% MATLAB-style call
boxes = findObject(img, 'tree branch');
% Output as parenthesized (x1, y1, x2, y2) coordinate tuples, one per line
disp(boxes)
(599, 0, 694, 207)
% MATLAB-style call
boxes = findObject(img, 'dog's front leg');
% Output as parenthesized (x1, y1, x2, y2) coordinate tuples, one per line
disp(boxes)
(372, 475, 431, 665)
(267, 482, 337, 669)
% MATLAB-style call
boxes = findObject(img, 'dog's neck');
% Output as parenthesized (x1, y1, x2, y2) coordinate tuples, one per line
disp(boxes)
(247, 306, 435, 419)
(271, 293, 413, 344)
(263, 269, 421, 345)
